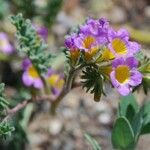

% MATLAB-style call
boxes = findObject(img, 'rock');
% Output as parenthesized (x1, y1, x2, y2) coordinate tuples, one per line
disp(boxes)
(49, 118, 63, 135)
(98, 112, 112, 125)
(62, 108, 76, 119)
(94, 101, 110, 113)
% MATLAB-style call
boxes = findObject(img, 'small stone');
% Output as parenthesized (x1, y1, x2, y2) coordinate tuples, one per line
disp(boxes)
(49, 119, 63, 135)
(94, 101, 110, 113)
(62, 108, 76, 119)
(98, 113, 111, 125)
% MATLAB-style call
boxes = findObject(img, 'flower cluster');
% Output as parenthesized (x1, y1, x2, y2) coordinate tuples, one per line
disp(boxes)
(0, 32, 14, 55)
(22, 59, 64, 96)
(65, 18, 142, 96)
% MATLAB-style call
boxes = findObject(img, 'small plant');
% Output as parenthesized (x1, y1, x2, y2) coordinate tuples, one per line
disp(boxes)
(0, 83, 14, 138)
(0, 13, 149, 149)
(84, 95, 150, 150)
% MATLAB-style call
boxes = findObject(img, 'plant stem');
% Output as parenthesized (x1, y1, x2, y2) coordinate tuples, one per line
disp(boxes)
(50, 67, 76, 115)
(50, 60, 114, 115)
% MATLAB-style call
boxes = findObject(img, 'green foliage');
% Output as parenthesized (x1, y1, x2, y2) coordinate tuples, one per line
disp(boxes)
(134, 52, 150, 94)
(44, 0, 63, 27)
(142, 77, 150, 94)
(84, 134, 101, 150)
(0, 122, 14, 139)
(113, 94, 150, 149)
(0, 83, 9, 113)
(81, 65, 104, 102)
(10, 13, 53, 74)
(131, 108, 143, 140)
(136, 51, 150, 73)
(140, 101, 150, 134)
(119, 94, 139, 123)
(0, 120, 27, 150)
(112, 117, 135, 150)
(0, 83, 15, 139)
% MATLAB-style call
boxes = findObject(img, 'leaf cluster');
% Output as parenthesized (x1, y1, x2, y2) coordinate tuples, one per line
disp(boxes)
(81, 65, 105, 102)
(10, 13, 53, 74)
(112, 95, 150, 150)
(0, 83, 9, 113)
(0, 83, 14, 139)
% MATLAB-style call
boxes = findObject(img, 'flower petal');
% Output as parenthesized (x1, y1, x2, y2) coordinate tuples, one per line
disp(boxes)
(74, 36, 86, 51)
(33, 79, 43, 89)
(112, 57, 125, 68)
(128, 41, 141, 54)
(126, 57, 138, 69)
(129, 70, 142, 86)
(110, 71, 120, 87)
(118, 84, 131, 96)
(117, 28, 129, 40)
(22, 58, 31, 70)
(22, 72, 33, 86)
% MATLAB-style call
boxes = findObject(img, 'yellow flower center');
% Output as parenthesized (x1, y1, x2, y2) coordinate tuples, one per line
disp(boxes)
(28, 66, 39, 78)
(0, 39, 8, 48)
(101, 47, 115, 61)
(83, 36, 95, 49)
(101, 66, 112, 76)
(112, 38, 127, 55)
(82, 36, 99, 61)
(84, 46, 98, 61)
(115, 65, 130, 83)
(70, 49, 80, 61)
(47, 74, 64, 89)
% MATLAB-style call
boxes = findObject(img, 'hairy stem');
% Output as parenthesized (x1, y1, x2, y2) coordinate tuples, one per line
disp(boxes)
(50, 67, 76, 115)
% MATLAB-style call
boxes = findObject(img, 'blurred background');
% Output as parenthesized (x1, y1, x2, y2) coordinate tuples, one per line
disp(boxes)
(0, 0, 150, 149)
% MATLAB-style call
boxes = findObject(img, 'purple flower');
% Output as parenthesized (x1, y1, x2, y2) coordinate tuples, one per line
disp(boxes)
(65, 33, 78, 51)
(65, 33, 80, 61)
(80, 18, 109, 44)
(110, 57, 142, 96)
(107, 28, 141, 57)
(74, 34, 99, 52)
(34, 25, 48, 41)
(0, 32, 14, 54)
(74, 33, 100, 60)
(22, 59, 43, 89)
(80, 18, 100, 36)
(46, 69, 64, 96)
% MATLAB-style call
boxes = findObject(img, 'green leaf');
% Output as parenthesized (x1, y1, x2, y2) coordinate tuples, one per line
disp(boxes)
(131, 108, 143, 140)
(141, 77, 150, 94)
(0, 122, 15, 138)
(112, 117, 135, 150)
(131, 100, 150, 138)
(0, 83, 9, 112)
(81, 66, 104, 102)
(84, 134, 101, 150)
(119, 94, 138, 123)
(140, 100, 150, 135)
(10, 14, 53, 74)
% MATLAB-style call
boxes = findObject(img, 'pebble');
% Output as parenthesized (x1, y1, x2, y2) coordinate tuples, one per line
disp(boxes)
(49, 119, 63, 135)
(98, 112, 112, 125)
